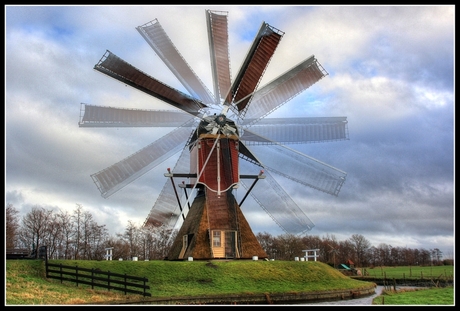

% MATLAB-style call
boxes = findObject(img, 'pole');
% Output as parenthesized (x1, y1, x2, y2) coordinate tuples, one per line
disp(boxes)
(167, 168, 184, 220)
(182, 181, 191, 210)
(239, 170, 264, 206)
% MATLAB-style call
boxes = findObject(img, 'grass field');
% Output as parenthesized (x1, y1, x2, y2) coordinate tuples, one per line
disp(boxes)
(362, 265, 453, 280)
(372, 287, 454, 305)
(6, 259, 372, 305)
(5, 259, 454, 305)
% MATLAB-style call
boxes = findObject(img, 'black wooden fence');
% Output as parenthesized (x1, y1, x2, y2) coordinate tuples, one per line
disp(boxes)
(46, 262, 151, 297)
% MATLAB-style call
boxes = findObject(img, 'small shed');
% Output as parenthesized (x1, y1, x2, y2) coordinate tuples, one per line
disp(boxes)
(346, 259, 355, 269)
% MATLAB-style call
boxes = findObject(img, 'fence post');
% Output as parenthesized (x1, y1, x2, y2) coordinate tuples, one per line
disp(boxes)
(45, 259, 49, 278)
(91, 268, 95, 289)
(124, 274, 127, 295)
(107, 271, 111, 291)
(76, 266, 79, 286)
(59, 264, 63, 283)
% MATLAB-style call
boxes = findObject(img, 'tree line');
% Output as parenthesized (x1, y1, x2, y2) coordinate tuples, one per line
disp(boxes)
(6, 203, 449, 267)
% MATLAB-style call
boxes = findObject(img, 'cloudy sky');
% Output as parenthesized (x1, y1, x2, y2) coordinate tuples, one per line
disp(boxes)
(5, 5, 454, 257)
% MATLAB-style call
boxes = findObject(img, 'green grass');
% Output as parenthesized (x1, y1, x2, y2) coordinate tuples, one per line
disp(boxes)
(48, 259, 371, 295)
(7, 259, 372, 305)
(372, 287, 454, 305)
(6, 260, 134, 305)
(6, 260, 454, 305)
(362, 265, 453, 280)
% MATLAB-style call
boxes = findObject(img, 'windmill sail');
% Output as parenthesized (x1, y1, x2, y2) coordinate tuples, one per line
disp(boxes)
(94, 50, 206, 115)
(241, 117, 349, 144)
(137, 19, 216, 106)
(206, 10, 232, 105)
(249, 144, 347, 196)
(242, 55, 328, 124)
(239, 160, 314, 235)
(229, 22, 284, 116)
(143, 146, 191, 228)
(90, 122, 194, 198)
(79, 104, 194, 128)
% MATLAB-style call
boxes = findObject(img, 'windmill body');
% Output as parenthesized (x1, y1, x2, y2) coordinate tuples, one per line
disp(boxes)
(190, 115, 240, 195)
(79, 9, 349, 260)
(166, 112, 268, 260)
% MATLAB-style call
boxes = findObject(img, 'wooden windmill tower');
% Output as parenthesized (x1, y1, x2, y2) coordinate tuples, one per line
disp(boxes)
(165, 108, 268, 259)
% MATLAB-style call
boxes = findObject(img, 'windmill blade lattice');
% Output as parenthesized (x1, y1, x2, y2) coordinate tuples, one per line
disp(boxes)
(241, 116, 349, 145)
(79, 104, 194, 128)
(242, 55, 328, 124)
(143, 146, 191, 228)
(248, 143, 347, 196)
(239, 160, 314, 235)
(89, 122, 194, 198)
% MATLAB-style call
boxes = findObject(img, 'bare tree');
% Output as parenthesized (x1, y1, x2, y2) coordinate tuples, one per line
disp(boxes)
(10, 201, 450, 267)
(68, 204, 109, 260)
(368, 246, 380, 267)
(105, 235, 130, 260)
(273, 234, 304, 260)
(390, 246, 401, 266)
(73, 204, 84, 259)
(155, 226, 176, 259)
(377, 243, 391, 266)
(80, 209, 95, 259)
(85, 221, 109, 260)
(256, 231, 276, 259)
(6, 203, 20, 249)
(43, 212, 64, 259)
(121, 220, 142, 259)
(139, 225, 153, 260)
(19, 205, 53, 257)
(431, 248, 443, 265)
(338, 240, 355, 266)
(322, 235, 340, 268)
(300, 235, 323, 260)
(348, 234, 371, 267)
(138, 223, 176, 260)
(56, 209, 75, 259)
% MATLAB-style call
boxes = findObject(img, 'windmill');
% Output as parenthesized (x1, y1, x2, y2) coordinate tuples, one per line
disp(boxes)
(79, 9, 348, 260)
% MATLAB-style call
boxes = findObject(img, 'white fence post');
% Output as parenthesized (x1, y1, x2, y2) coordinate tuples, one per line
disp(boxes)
(302, 249, 320, 261)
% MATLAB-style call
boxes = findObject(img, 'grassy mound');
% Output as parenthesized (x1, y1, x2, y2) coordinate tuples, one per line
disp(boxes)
(7, 259, 374, 305)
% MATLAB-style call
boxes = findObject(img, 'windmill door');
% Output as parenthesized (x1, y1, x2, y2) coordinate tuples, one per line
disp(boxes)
(224, 231, 237, 258)
(212, 230, 238, 258)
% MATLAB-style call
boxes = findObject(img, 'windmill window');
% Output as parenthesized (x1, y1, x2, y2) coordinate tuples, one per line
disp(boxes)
(212, 231, 221, 247)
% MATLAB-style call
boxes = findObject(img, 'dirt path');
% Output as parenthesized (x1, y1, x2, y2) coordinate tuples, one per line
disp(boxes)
(301, 286, 385, 305)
